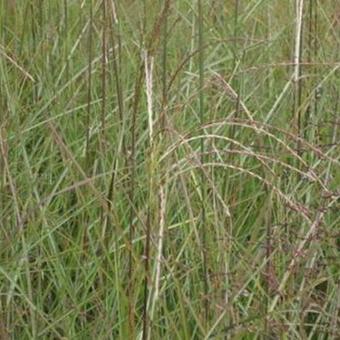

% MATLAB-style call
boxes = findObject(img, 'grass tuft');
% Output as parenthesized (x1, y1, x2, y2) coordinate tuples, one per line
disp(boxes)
(0, 1, 339, 338)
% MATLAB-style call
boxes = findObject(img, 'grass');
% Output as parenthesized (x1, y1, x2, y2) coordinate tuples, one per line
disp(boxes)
(0, 0, 339, 339)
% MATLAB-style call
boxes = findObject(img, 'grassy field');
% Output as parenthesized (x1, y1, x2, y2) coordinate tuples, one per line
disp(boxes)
(0, 0, 339, 338)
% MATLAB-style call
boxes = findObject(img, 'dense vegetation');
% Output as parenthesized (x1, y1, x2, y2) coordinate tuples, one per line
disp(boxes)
(0, 0, 339, 338)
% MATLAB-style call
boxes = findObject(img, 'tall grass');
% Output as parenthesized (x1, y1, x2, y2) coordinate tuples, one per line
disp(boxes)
(0, 0, 339, 339)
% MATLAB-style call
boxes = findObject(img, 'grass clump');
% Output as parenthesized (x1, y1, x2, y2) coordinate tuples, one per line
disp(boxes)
(0, 0, 339, 339)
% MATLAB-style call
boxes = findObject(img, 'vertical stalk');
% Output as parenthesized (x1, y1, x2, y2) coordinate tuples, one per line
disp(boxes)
(30, 1, 38, 100)
(142, 51, 154, 340)
(264, 191, 276, 337)
(222, 0, 240, 201)
(101, 0, 107, 152)
(233, 0, 241, 117)
(106, 1, 123, 228)
(313, 0, 319, 120)
(30, 2, 36, 52)
(198, 0, 209, 325)
(128, 95, 135, 340)
(128, 34, 145, 340)
(100, 0, 108, 238)
(293, 0, 304, 153)
(64, 0, 69, 82)
(233, 0, 240, 71)
(305, 0, 318, 142)
(161, 6, 168, 128)
(128, 73, 141, 340)
(85, 0, 93, 167)
(146, 5, 169, 334)
(305, 0, 313, 135)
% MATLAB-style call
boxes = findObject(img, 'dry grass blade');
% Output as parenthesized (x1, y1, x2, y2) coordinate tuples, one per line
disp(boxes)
(211, 72, 254, 122)
(0, 45, 35, 82)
